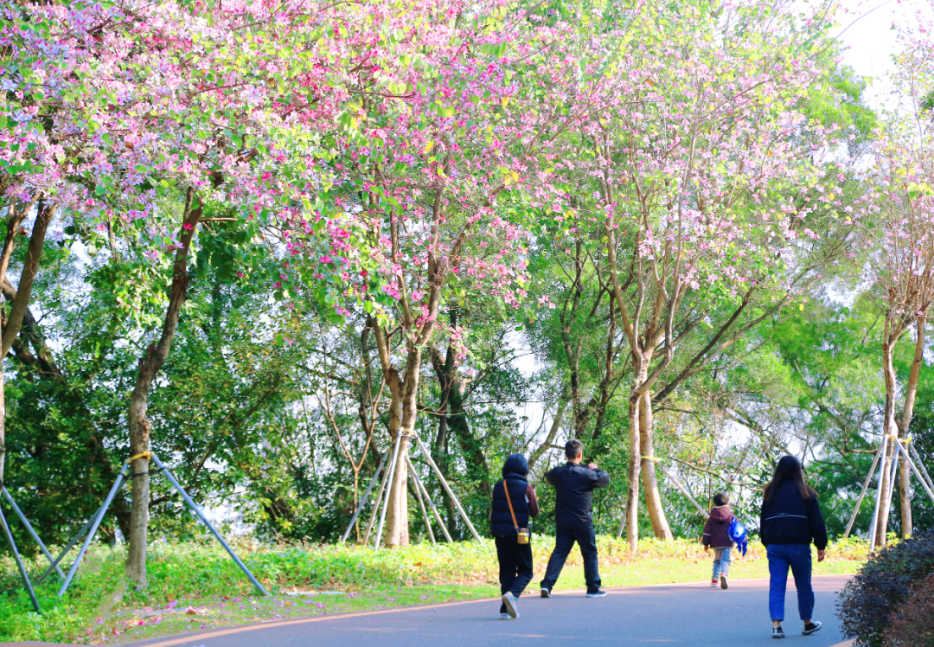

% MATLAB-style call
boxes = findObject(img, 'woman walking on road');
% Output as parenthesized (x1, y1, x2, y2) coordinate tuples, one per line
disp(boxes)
(760, 455, 828, 639)
(491, 453, 539, 619)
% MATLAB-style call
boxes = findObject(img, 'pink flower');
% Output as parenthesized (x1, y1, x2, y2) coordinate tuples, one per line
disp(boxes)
(320, 255, 333, 264)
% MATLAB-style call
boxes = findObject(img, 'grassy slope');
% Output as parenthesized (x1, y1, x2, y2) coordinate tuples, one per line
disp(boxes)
(0, 537, 867, 645)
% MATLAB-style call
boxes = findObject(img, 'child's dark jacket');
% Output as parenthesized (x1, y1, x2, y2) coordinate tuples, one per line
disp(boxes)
(702, 505, 734, 548)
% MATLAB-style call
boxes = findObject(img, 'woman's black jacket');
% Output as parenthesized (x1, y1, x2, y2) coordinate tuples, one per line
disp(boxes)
(759, 480, 828, 550)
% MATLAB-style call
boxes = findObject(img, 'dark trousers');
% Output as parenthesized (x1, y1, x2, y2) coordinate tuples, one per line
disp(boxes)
(495, 536, 534, 613)
(767, 544, 815, 622)
(540, 524, 601, 592)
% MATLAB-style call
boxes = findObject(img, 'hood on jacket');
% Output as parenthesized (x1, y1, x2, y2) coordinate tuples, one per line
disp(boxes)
(709, 505, 733, 522)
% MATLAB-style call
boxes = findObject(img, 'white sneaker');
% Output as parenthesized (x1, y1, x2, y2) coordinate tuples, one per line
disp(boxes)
(502, 592, 518, 619)
(720, 575, 729, 590)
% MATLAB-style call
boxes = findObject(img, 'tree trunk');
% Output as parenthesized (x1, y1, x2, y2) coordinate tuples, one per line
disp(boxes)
(0, 200, 53, 487)
(899, 459, 912, 538)
(384, 346, 421, 547)
(876, 319, 901, 547)
(430, 339, 492, 502)
(640, 391, 673, 539)
(900, 316, 925, 538)
(126, 190, 200, 587)
(625, 372, 643, 553)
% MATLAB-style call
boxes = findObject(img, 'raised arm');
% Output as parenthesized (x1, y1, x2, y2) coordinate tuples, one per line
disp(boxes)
(589, 467, 611, 488)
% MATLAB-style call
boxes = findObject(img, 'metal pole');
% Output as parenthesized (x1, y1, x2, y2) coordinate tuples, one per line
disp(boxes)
(2, 488, 65, 580)
(374, 434, 403, 550)
(59, 464, 128, 596)
(616, 506, 626, 539)
(408, 455, 452, 543)
(36, 505, 101, 586)
(868, 435, 889, 552)
(363, 464, 390, 546)
(895, 439, 934, 506)
(844, 444, 883, 539)
(909, 440, 934, 492)
(340, 450, 389, 544)
(414, 435, 482, 542)
(0, 505, 40, 612)
(406, 457, 435, 545)
(149, 453, 268, 596)
(657, 463, 709, 518)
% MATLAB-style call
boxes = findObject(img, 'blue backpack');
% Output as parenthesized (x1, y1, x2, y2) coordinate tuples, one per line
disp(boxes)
(729, 517, 749, 556)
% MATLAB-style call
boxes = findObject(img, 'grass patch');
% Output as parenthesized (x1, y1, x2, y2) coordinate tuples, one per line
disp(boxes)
(0, 536, 867, 644)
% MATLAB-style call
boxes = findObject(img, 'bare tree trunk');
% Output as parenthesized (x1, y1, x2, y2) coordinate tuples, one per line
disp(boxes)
(640, 391, 673, 539)
(898, 316, 926, 538)
(876, 318, 902, 547)
(0, 200, 52, 487)
(126, 190, 200, 587)
(899, 460, 912, 538)
(385, 347, 421, 547)
(625, 370, 644, 553)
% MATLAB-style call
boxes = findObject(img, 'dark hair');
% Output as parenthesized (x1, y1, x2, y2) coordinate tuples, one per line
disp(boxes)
(502, 453, 529, 478)
(713, 493, 729, 507)
(565, 439, 583, 460)
(763, 455, 816, 503)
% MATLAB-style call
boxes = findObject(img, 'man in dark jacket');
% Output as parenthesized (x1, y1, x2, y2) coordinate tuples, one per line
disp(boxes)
(540, 439, 611, 598)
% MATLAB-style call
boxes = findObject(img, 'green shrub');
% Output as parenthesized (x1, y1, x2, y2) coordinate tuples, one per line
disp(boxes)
(838, 531, 934, 647)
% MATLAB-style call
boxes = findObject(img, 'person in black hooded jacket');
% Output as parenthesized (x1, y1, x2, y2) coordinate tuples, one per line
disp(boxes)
(491, 453, 539, 619)
(760, 455, 828, 640)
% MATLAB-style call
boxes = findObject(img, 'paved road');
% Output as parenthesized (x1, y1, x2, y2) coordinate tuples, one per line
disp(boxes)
(127, 575, 851, 647)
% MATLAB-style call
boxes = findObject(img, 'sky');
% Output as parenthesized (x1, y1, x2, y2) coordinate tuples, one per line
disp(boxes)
(836, 0, 933, 108)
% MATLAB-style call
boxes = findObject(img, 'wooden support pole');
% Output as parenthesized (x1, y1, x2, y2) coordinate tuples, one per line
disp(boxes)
(340, 450, 389, 544)
(406, 457, 435, 545)
(413, 435, 482, 542)
(408, 456, 453, 543)
(844, 444, 883, 539)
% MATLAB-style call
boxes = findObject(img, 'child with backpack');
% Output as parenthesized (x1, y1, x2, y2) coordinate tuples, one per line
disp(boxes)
(702, 493, 735, 589)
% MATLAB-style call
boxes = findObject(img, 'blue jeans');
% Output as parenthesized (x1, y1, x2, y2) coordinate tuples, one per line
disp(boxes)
(712, 547, 731, 580)
(767, 544, 814, 622)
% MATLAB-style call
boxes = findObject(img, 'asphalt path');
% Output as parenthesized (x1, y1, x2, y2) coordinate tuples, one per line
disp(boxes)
(126, 575, 851, 647)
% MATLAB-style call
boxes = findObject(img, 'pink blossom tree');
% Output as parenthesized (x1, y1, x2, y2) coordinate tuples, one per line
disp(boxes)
(554, 0, 848, 549)
(854, 22, 934, 544)
(283, 0, 589, 545)
(1, 0, 465, 581)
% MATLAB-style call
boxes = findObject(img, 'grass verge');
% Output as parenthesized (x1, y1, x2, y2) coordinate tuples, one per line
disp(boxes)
(0, 536, 867, 644)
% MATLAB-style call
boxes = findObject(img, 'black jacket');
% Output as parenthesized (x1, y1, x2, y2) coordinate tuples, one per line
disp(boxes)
(759, 481, 828, 550)
(545, 462, 611, 528)
(491, 473, 539, 537)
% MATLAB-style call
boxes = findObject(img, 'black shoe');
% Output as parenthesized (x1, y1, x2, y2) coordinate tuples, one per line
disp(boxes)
(540, 588, 551, 598)
(586, 589, 607, 598)
(772, 626, 785, 639)
(802, 621, 822, 636)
